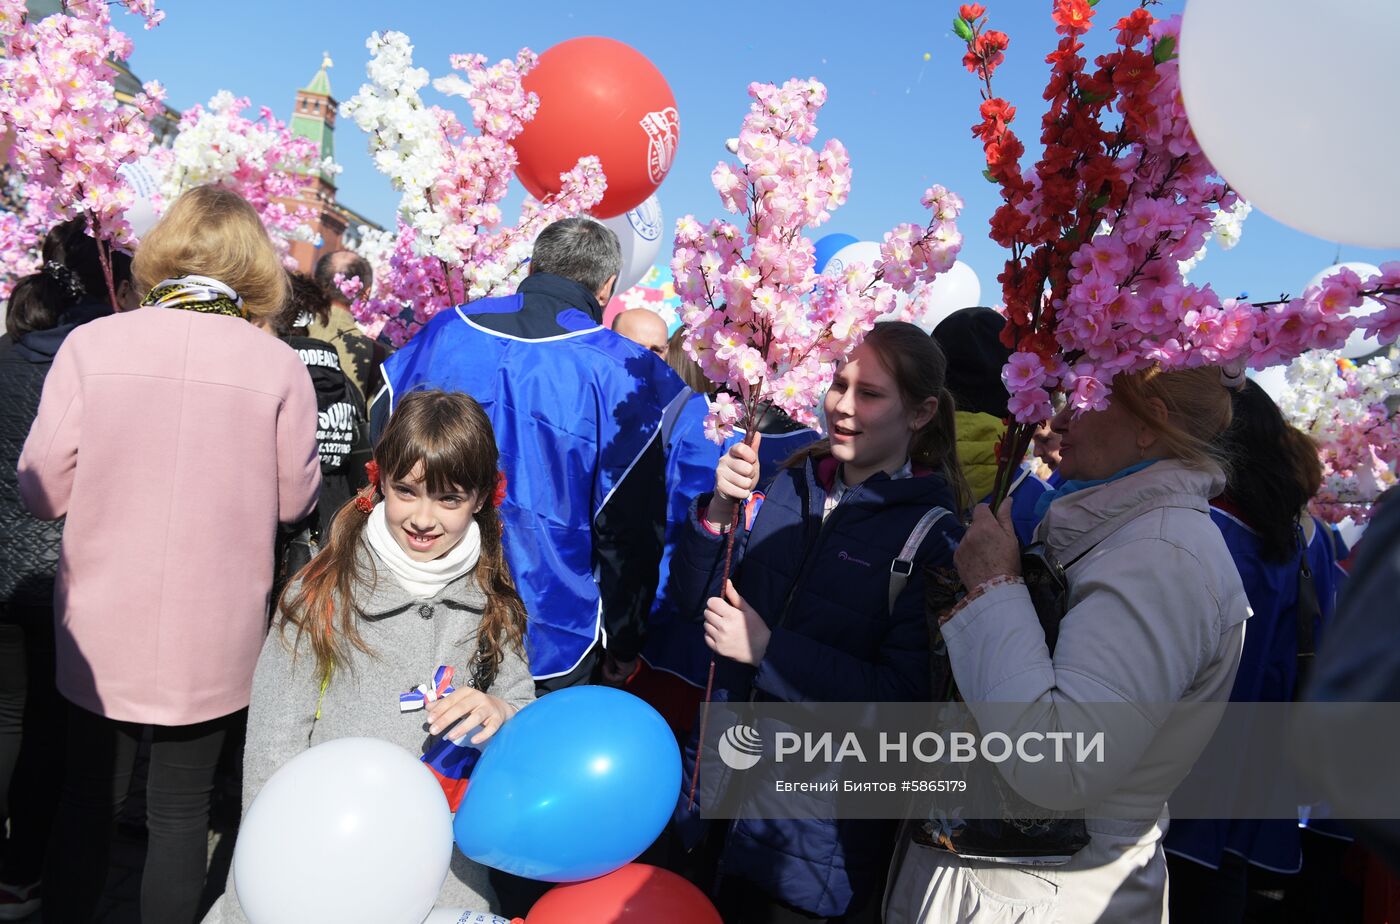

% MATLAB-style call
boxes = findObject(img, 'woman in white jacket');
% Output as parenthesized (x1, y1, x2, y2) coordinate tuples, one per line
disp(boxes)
(887, 365, 1250, 923)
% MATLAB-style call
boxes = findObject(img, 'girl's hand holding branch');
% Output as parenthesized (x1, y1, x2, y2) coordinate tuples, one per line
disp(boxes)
(703, 579, 771, 666)
(706, 433, 763, 532)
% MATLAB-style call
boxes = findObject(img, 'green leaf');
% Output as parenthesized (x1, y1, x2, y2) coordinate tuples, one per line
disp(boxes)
(1088, 0, 1100, 6)
(1153, 35, 1177, 65)
(953, 17, 975, 42)
(983, 168, 998, 184)
(1089, 193, 1110, 210)
(1080, 89, 1108, 105)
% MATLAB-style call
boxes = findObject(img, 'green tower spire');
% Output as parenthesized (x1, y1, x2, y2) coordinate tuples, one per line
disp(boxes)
(290, 53, 336, 182)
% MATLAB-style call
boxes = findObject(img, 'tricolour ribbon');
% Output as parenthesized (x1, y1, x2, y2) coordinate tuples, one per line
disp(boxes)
(397, 664, 481, 811)
(399, 665, 455, 712)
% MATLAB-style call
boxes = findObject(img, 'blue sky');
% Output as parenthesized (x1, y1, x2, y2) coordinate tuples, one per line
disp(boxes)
(126, 0, 1396, 303)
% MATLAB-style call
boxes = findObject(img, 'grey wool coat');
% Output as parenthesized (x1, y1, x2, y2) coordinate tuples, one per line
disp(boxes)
(202, 541, 536, 923)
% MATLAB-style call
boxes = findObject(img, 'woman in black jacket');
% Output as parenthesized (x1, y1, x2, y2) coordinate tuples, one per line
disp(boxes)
(0, 219, 134, 918)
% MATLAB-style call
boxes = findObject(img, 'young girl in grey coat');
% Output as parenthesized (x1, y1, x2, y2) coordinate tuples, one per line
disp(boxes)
(204, 390, 535, 922)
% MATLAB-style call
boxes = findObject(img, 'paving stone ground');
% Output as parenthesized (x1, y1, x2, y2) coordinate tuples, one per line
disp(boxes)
(17, 825, 234, 923)
(12, 731, 240, 924)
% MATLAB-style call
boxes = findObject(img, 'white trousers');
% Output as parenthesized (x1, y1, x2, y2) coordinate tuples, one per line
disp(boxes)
(884, 814, 1170, 924)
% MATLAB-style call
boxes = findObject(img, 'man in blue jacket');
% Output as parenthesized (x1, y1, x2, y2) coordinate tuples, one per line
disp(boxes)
(371, 218, 684, 692)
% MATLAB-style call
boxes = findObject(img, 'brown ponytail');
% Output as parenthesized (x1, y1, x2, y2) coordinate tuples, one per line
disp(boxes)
(922, 385, 972, 515)
(279, 390, 528, 683)
(279, 494, 378, 678)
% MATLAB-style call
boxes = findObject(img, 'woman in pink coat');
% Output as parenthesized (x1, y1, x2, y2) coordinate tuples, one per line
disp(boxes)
(17, 185, 321, 924)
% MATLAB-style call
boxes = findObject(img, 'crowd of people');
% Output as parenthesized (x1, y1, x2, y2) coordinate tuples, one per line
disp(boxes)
(0, 183, 1395, 923)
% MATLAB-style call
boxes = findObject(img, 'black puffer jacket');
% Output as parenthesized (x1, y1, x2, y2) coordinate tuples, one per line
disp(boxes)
(0, 303, 109, 608)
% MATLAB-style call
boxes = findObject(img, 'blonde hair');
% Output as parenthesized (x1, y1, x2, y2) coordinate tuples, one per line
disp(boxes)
(666, 329, 713, 395)
(132, 185, 289, 322)
(1113, 365, 1233, 468)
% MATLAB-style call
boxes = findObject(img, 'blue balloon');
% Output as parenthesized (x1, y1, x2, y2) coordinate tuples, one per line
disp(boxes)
(453, 686, 681, 882)
(813, 233, 859, 274)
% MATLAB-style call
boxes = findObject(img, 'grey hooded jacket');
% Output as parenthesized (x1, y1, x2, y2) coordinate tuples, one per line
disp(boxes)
(889, 459, 1251, 923)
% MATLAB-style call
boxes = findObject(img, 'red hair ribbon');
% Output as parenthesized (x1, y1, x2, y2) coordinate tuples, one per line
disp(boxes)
(493, 470, 507, 508)
(355, 460, 381, 514)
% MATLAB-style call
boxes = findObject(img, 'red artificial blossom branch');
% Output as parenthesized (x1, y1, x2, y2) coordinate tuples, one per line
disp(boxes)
(955, 2, 1400, 509)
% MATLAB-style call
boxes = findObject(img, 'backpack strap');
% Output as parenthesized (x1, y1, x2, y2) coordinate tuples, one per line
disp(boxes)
(889, 507, 953, 614)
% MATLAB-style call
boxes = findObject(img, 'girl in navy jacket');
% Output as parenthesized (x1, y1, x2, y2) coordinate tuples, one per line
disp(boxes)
(669, 322, 967, 921)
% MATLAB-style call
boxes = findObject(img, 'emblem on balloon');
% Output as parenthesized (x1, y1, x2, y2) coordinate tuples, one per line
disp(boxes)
(641, 106, 680, 185)
(625, 196, 664, 244)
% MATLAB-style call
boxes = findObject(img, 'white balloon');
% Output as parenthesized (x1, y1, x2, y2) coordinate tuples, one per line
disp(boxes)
(1180, 0, 1400, 248)
(1249, 365, 1289, 401)
(829, 246, 981, 333)
(234, 738, 453, 924)
(601, 194, 664, 294)
(117, 156, 165, 240)
(420, 911, 512, 924)
(823, 240, 882, 278)
(1304, 262, 1390, 359)
(916, 261, 982, 333)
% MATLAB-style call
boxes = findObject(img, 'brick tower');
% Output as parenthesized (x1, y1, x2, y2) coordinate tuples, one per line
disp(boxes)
(287, 53, 347, 271)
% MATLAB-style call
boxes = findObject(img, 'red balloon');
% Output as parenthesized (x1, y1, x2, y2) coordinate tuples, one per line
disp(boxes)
(526, 864, 721, 924)
(514, 37, 679, 219)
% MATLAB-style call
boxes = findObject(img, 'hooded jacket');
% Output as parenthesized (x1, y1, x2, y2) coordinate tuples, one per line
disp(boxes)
(955, 409, 1005, 502)
(670, 453, 963, 917)
(283, 334, 368, 528)
(0, 302, 108, 608)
